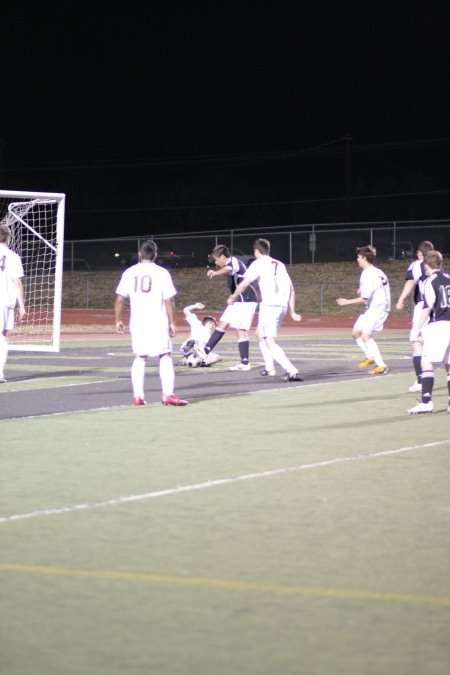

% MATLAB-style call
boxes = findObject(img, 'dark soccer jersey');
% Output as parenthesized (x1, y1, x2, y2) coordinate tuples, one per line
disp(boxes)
(226, 256, 258, 302)
(423, 270, 450, 322)
(405, 259, 427, 304)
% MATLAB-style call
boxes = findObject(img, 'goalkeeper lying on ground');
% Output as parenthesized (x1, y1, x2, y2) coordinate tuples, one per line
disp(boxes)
(179, 303, 222, 367)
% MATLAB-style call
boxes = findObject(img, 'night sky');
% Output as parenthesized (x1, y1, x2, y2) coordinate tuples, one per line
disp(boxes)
(2, 3, 449, 238)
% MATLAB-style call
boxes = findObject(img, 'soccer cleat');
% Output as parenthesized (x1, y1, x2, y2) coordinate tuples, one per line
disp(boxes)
(408, 381, 422, 393)
(407, 401, 433, 415)
(229, 362, 251, 371)
(133, 397, 146, 406)
(260, 368, 276, 377)
(368, 365, 389, 375)
(161, 393, 188, 406)
(358, 358, 375, 368)
(284, 372, 304, 382)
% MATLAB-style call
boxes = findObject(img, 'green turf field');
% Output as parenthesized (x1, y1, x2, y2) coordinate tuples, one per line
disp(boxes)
(1, 338, 449, 675)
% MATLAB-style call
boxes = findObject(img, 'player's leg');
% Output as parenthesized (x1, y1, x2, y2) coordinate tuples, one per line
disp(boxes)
(204, 319, 228, 355)
(352, 318, 374, 367)
(359, 311, 389, 374)
(159, 352, 188, 406)
(257, 323, 275, 376)
(260, 307, 302, 381)
(131, 355, 147, 405)
(0, 308, 14, 382)
(228, 303, 256, 371)
(410, 302, 426, 391)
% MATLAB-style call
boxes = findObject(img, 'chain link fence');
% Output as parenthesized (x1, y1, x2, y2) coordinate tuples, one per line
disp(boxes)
(64, 219, 449, 272)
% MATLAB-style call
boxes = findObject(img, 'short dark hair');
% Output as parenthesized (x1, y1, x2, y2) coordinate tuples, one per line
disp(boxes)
(424, 250, 442, 270)
(201, 316, 216, 326)
(356, 245, 376, 264)
(0, 223, 11, 243)
(140, 239, 158, 261)
(211, 244, 230, 259)
(417, 240, 434, 255)
(253, 238, 270, 255)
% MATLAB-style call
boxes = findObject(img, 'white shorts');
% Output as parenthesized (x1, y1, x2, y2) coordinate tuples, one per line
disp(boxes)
(220, 302, 257, 331)
(354, 308, 389, 335)
(409, 301, 429, 342)
(257, 305, 286, 339)
(130, 323, 172, 357)
(1, 306, 15, 332)
(422, 322, 450, 364)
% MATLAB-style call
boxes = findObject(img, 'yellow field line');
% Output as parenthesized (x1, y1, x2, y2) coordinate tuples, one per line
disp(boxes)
(1, 563, 449, 608)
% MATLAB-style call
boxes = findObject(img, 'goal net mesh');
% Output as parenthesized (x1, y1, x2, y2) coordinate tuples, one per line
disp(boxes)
(0, 191, 65, 352)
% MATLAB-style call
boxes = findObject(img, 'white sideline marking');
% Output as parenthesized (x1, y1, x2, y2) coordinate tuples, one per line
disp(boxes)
(1, 440, 449, 524)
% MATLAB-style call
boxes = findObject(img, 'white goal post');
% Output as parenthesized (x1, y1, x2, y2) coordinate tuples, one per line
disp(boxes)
(0, 189, 65, 352)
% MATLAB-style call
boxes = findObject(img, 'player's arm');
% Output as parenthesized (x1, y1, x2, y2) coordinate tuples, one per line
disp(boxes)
(336, 295, 365, 307)
(165, 297, 177, 337)
(115, 294, 126, 333)
(14, 278, 26, 319)
(395, 279, 416, 310)
(288, 284, 302, 322)
(207, 265, 232, 279)
(183, 302, 205, 317)
(416, 306, 432, 335)
(227, 277, 252, 304)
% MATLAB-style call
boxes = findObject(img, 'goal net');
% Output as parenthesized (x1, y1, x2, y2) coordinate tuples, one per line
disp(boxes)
(0, 190, 65, 352)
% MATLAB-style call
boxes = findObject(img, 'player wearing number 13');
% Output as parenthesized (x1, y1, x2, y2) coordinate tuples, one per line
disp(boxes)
(407, 250, 450, 414)
(115, 239, 187, 406)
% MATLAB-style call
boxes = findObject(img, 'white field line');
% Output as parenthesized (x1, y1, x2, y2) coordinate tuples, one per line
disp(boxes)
(1, 439, 449, 524)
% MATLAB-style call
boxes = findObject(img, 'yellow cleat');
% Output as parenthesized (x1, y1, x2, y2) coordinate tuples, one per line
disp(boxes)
(368, 365, 389, 375)
(358, 358, 375, 368)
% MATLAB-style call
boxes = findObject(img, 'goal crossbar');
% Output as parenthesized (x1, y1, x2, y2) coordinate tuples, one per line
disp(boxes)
(0, 189, 65, 352)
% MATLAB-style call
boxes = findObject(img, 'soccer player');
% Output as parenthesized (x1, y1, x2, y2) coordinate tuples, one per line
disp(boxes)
(396, 240, 434, 392)
(204, 245, 258, 371)
(407, 250, 450, 414)
(179, 302, 222, 366)
(0, 222, 26, 383)
(336, 245, 390, 375)
(115, 239, 188, 406)
(227, 238, 303, 381)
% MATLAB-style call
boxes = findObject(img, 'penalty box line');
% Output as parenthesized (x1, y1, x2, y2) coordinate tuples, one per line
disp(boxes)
(1, 439, 449, 524)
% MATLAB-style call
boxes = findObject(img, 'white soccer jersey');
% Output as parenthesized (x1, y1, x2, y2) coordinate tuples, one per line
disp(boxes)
(185, 313, 211, 350)
(116, 262, 176, 334)
(0, 244, 24, 308)
(359, 265, 391, 312)
(244, 256, 292, 308)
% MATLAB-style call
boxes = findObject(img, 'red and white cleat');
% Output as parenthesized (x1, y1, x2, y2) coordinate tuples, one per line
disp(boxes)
(161, 393, 188, 406)
(133, 397, 146, 406)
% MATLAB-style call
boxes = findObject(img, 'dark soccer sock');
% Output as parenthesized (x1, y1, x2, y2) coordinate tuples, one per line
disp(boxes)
(413, 354, 422, 382)
(238, 339, 249, 364)
(204, 329, 225, 354)
(421, 370, 434, 403)
(447, 373, 450, 399)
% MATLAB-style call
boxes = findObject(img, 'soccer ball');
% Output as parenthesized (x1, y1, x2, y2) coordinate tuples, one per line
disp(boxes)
(186, 352, 202, 367)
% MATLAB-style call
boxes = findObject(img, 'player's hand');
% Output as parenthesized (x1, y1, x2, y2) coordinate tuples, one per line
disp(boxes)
(116, 320, 124, 334)
(227, 295, 235, 305)
(336, 298, 348, 306)
(396, 300, 404, 310)
(291, 311, 302, 322)
(169, 323, 176, 337)
(206, 269, 216, 279)
(17, 307, 26, 322)
(196, 302, 205, 309)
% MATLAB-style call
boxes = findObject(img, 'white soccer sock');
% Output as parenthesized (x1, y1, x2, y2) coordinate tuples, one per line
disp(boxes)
(355, 337, 369, 357)
(0, 336, 8, 378)
(131, 358, 146, 398)
(269, 343, 297, 375)
(259, 340, 274, 371)
(365, 338, 386, 367)
(159, 354, 175, 396)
